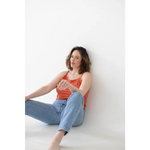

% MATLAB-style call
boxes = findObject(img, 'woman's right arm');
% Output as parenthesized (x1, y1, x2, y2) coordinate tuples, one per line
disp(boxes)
(25, 71, 67, 101)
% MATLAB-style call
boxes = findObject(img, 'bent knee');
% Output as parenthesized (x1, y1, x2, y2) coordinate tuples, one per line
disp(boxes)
(72, 92, 83, 99)
(68, 92, 84, 107)
(71, 92, 84, 102)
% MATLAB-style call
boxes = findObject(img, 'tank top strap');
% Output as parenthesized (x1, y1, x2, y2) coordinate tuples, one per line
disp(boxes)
(64, 71, 69, 77)
(61, 71, 69, 80)
(66, 70, 69, 75)
(79, 72, 84, 79)
(65, 71, 84, 80)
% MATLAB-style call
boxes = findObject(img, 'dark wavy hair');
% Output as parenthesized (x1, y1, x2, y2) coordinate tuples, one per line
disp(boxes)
(66, 46, 92, 74)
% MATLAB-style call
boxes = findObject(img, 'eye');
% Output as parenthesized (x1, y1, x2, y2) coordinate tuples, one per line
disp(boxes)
(76, 56, 80, 59)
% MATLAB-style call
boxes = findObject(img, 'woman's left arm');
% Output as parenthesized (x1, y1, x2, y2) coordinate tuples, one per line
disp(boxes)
(57, 72, 92, 96)
(70, 72, 92, 96)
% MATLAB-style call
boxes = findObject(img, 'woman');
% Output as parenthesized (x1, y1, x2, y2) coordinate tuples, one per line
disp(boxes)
(25, 46, 92, 150)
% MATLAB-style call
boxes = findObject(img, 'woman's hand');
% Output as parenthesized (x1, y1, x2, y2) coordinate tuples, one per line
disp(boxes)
(22, 96, 29, 102)
(57, 79, 70, 90)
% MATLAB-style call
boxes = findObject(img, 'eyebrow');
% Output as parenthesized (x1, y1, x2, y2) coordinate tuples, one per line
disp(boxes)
(71, 54, 80, 57)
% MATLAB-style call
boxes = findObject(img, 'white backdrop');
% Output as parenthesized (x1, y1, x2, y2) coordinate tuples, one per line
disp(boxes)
(25, 0, 125, 149)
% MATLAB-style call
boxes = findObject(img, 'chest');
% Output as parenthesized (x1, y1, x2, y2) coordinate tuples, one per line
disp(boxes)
(67, 74, 81, 80)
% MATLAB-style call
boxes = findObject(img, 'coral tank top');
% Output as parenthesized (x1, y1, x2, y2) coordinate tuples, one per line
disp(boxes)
(56, 71, 90, 109)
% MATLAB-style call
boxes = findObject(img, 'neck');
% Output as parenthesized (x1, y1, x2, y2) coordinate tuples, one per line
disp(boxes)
(71, 68, 80, 75)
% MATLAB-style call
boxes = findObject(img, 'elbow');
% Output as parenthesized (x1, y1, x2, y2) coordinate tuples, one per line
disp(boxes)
(76, 89, 86, 96)
(79, 89, 89, 97)
(78, 90, 85, 96)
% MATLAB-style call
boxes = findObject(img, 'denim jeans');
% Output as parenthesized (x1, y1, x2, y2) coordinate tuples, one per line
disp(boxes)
(25, 92, 85, 135)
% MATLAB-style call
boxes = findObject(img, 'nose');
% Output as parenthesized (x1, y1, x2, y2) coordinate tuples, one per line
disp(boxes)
(71, 57, 75, 62)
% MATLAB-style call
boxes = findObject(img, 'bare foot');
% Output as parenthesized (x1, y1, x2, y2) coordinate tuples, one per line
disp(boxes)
(48, 140, 59, 150)
(48, 130, 65, 150)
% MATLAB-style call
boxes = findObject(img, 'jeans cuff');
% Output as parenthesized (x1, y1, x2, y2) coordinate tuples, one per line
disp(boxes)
(57, 127, 69, 136)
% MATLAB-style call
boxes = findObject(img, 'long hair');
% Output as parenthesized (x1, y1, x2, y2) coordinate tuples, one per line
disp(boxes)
(66, 46, 92, 74)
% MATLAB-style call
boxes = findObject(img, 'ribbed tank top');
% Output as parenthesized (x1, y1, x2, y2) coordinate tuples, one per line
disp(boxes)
(56, 71, 90, 109)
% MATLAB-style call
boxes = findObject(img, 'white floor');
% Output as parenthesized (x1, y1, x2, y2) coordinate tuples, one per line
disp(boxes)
(25, 116, 125, 150)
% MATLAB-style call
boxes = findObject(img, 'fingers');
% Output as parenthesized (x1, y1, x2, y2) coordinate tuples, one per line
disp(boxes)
(62, 82, 69, 90)
(57, 80, 69, 90)
(58, 80, 66, 90)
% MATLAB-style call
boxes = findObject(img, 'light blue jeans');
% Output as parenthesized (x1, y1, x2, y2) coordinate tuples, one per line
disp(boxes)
(25, 92, 85, 135)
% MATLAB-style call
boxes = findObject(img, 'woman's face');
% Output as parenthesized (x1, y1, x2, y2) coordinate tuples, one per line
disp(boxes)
(70, 50, 82, 69)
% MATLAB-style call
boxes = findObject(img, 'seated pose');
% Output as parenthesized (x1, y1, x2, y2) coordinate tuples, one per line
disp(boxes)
(25, 46, 92, 150)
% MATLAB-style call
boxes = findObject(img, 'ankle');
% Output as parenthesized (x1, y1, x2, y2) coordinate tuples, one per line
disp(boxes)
(48, 140, 59, 150)
(52, 130, 65, 144)
(51, 137, 62, 146)
(52, 138, 61, 145)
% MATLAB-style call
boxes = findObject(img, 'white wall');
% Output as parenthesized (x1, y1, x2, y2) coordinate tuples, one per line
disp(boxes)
(26, 0, 124, 143)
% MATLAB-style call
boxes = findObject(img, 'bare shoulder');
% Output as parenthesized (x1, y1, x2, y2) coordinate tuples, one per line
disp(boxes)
(51, 70, 68, 82)
(45, 71, 68, 90)
(82, 72, 92, 80)
(57, 71, 68, 78)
